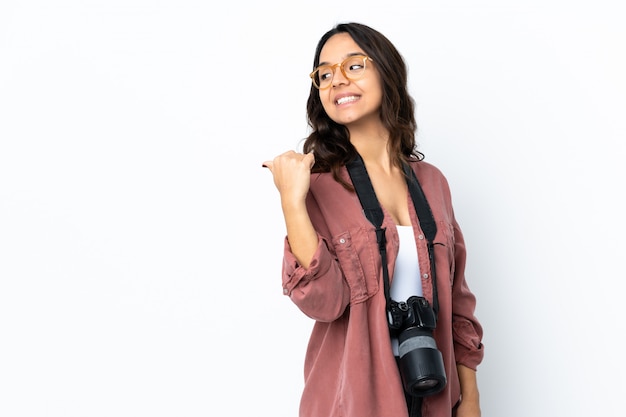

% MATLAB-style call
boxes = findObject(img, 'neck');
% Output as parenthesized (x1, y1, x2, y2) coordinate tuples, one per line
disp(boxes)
(349, 128, 393, 173)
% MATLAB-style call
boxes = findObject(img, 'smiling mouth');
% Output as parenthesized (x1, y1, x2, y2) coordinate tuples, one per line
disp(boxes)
(336, 96, 360, 105)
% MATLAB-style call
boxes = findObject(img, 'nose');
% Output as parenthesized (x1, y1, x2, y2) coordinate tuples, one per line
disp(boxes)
(331, 65, 349, 87)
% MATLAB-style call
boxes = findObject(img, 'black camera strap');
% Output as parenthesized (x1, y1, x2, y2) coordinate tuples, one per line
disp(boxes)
(346, 153, 440, 318)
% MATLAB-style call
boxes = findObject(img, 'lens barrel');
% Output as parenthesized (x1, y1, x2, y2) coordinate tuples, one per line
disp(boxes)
(398, 327, 447, 397)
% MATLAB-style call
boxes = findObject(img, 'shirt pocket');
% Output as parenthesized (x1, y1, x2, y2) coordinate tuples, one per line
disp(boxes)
(332, 228, 380, 304)
(433, 220, 456, 287)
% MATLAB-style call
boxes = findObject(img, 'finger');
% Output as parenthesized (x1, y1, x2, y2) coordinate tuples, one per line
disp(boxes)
(304, 152, 315, 169)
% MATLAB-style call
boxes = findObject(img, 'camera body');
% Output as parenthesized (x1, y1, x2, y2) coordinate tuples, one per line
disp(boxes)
(388, 296, 447, 397)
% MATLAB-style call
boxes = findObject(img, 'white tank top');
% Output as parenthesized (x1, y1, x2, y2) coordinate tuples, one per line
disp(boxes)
(390, 225, 423, 355)
(391, 225, 423, 300)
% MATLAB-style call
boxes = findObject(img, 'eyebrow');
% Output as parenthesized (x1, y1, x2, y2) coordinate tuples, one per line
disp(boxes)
(318, 52, 366, 67)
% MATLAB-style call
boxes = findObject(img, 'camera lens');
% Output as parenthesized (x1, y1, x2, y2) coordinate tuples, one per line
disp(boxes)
(398, 327, 447, 397)
(415, 380, 439, 389)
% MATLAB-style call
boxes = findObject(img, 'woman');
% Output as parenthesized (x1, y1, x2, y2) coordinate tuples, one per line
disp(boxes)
(263, 22, 484, 417)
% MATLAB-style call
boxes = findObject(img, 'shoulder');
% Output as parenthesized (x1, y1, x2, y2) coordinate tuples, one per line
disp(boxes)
(409, 159, 456, 210)
(307, 169, 353, 203)
(310, 170, 343, 188)
(410, 159, 449, 186)
(310, 167, 351, 191)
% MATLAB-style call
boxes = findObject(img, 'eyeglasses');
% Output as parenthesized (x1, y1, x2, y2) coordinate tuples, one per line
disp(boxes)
(309, 55, 373, 90)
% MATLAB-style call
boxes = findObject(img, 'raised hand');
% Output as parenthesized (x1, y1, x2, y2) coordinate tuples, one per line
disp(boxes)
(262, 150, 315, 207)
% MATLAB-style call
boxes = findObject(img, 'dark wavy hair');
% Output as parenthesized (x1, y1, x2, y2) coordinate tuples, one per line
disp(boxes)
(303, 22, 424, 189)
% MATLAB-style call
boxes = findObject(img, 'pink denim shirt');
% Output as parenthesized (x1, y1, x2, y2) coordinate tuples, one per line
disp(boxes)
(281, 159, 484, 417)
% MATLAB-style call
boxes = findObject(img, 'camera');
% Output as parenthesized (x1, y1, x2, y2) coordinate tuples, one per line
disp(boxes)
(388, 296, 447, 397)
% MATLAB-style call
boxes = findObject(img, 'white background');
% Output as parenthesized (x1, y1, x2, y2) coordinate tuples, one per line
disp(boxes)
(1, 1, 625, 416)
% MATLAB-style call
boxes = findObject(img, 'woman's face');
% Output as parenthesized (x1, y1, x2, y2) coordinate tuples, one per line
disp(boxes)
(316, 33, 383, 129)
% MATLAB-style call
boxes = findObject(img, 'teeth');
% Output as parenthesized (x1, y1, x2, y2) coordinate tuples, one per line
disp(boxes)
(337, 96, 359, 105)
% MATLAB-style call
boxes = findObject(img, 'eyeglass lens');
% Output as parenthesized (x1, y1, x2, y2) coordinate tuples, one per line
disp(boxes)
(313, 56, 367, 89)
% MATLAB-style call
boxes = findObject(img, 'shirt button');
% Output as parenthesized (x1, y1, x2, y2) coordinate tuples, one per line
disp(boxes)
(339, 238, 346, 244)
(283, 288, 289, 294)
(422, 273, 429, 279)
(418, 235, 424, 240)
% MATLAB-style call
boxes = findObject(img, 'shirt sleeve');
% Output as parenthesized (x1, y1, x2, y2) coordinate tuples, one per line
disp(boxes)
(282, 233, 351, 322)
(450, 218, 485, 370)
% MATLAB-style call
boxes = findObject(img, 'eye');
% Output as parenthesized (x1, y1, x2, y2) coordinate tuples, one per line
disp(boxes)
(318, 66, 333, 81)
(344, 57, 366, 74)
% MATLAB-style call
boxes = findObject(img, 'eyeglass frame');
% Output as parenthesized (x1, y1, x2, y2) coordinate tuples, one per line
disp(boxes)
(309, 54, 373, 90)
